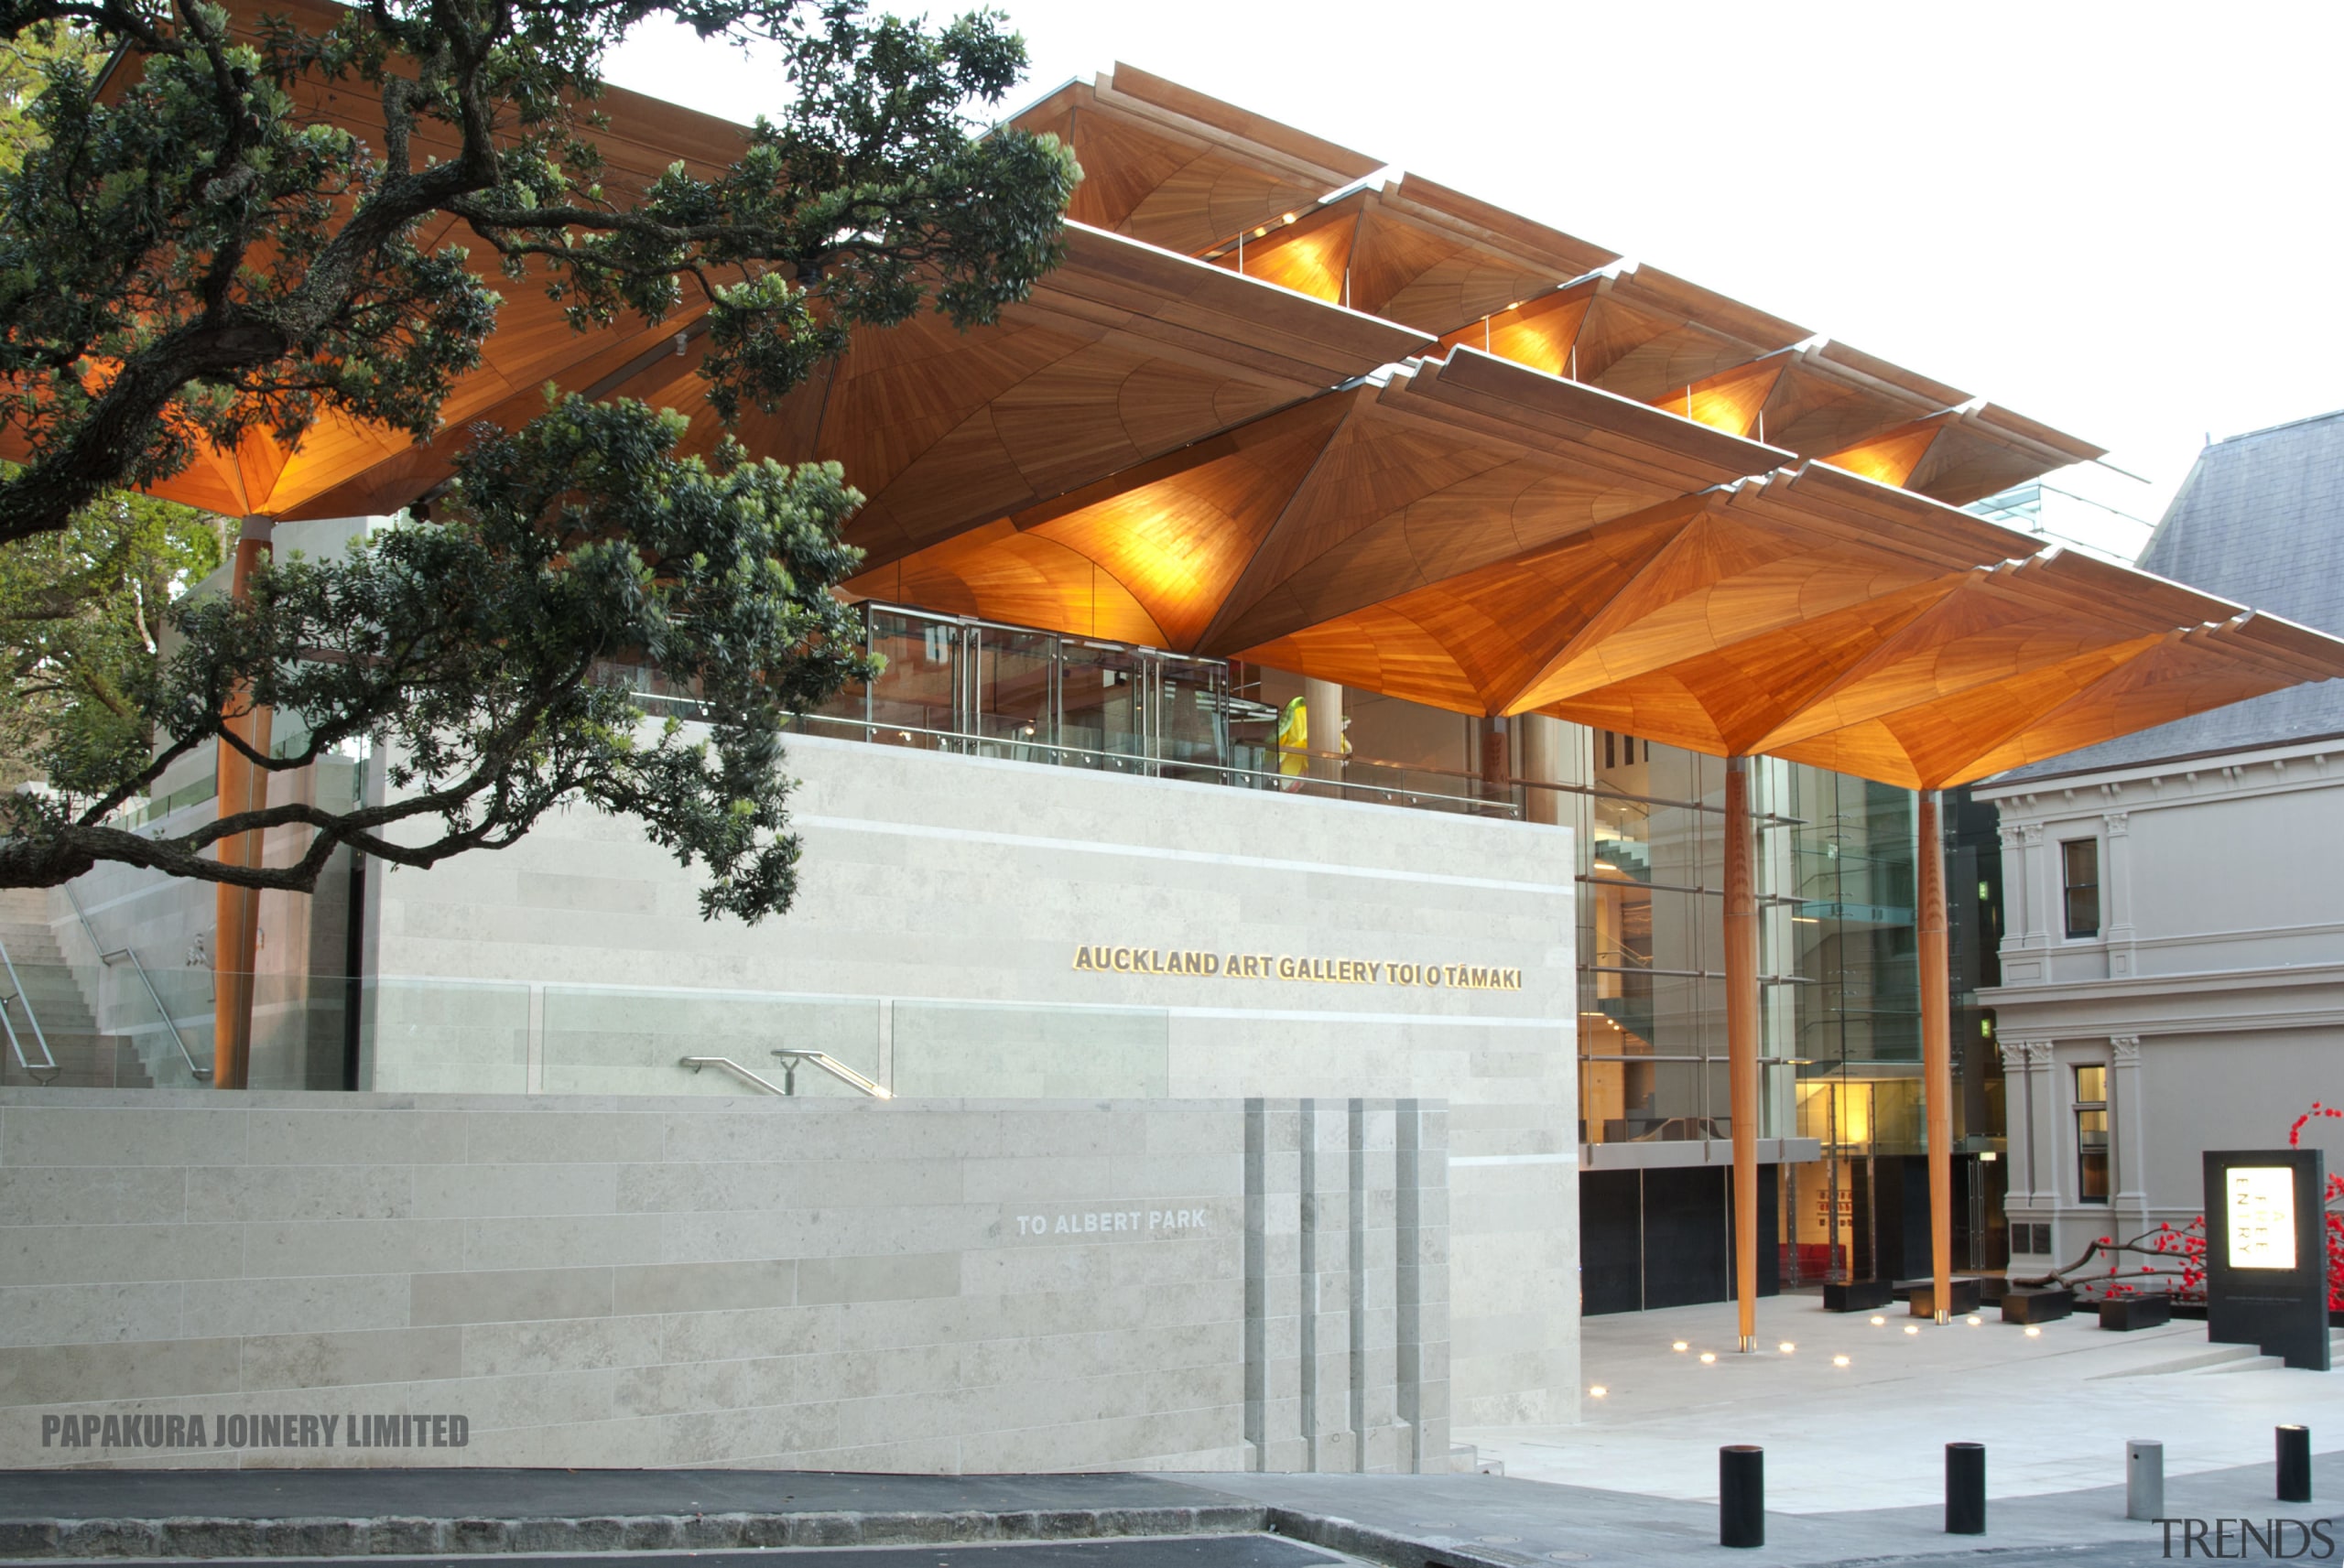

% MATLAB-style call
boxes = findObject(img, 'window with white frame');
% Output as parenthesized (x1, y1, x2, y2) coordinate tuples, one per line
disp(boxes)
(2074, 1064, 2110, 1204)
(2061, 838, 2101, 939)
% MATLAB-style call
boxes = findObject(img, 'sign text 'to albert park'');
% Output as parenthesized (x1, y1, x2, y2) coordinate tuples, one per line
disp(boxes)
(1070, 946, 1524, 992)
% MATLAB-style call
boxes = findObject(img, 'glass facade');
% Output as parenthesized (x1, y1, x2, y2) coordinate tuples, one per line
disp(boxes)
(546, 599, 2008, 1295)
(755, 603, 1960, 1184)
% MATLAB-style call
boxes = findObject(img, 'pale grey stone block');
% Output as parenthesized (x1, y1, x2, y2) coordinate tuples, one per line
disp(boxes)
(210, 1164, 413, 1223)
(241, 1108, 465, 1167)
(410, 1162, 619, 1219)
(0, 1281, 181, 1349)
(463, 1214, 668, 1271)
(958, 1155, 1111, 1205)
(616, 1159, 960, 1214)
(1, 1105, 247, 1167)
(0, 1335, 239, 1407)
(459, 1110, 666, 1166)
(0, 1166, 188, 1225)
(515, 870, 658, 914)
(445, 1367, 619, 1432)
(181, 1275, 414, 1340)
(795, 1251, 959, 1306)
(739, 1340, 960, 1407)
(458, 1314, 664, 1378)
(241, 1219, 462, 1280)
(408, 1267, 613, 1326)
(0, 1222, 243, 1286)
(238, 1325, 463, 1392)
(611, 1259, 794, 1316)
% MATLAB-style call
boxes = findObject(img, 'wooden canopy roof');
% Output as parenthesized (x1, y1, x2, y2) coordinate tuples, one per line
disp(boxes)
(36, 0, 754, 520)
(848, 347, 2344, 789)
(30, 39, 2344, 792)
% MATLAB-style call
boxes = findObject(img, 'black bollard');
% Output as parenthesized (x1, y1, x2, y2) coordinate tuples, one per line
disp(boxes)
(2279, 1424, 2312, 1504)
(1720, 1444, 1764, 1549)
(1946, 1442, 1986, 1534)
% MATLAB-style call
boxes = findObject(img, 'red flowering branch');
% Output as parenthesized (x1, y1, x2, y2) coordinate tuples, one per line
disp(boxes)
(2011, 1103, 2344, 1306)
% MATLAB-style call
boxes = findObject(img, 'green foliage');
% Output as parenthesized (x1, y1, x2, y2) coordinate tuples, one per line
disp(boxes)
(0, 0, 1078, 539)
(3, 396, 876, 920)
(0, 0, 1078, 917)
(0, 19, 92, 173)
(0, 479, 224, 791)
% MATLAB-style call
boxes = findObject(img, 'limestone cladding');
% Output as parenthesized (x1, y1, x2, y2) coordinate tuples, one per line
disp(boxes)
(359, 732, 1578, 1429)
(0, 1090, 1446, 1473)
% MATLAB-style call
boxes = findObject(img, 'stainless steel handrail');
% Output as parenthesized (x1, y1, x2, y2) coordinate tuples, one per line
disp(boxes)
(62, 884, 210, 1081)
(0, 935, 58, 1084)
(681, 1053, 892, 1099)
(680, 1054, 792, 1095)
(773, 1049, 892, 1099)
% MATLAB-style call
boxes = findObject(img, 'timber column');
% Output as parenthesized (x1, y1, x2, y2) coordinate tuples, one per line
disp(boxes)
(212, 516, 275, 1090)
(1917, 789, 1953, 1322)
(1723, 755, 1760, 1352)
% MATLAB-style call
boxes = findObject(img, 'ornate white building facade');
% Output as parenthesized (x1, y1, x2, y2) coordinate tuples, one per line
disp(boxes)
(1979, 410, 2344, 1273)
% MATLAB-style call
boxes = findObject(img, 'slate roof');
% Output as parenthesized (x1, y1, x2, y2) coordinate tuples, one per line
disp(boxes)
(1991, 408, 2344, 784)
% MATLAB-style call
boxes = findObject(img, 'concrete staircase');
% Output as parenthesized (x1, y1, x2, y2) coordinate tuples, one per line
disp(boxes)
(0, 888, 149, 1088)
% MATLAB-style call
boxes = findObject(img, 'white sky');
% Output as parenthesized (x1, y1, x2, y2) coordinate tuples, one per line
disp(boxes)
(605, 0, 2344, 557)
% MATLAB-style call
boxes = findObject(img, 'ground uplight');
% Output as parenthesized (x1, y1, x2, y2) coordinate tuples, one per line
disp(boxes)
(1904, 1325, 1920, 1336)
(1832, 1354, 1850, 1368)
(1966, 1314, 1982, 1325)
(1869, 1315, 1885, 1326)
(1777, 1341, 1796, 1354)
(1589, 1385, 1607, 1398)
(1698, 1351, 1717, 1364)
(1672, 1341, 1688, 1352)
(2024, 1325, 2042, 1338)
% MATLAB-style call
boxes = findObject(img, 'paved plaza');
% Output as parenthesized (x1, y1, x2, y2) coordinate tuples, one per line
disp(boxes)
(1463, 1291, 2344, 1512)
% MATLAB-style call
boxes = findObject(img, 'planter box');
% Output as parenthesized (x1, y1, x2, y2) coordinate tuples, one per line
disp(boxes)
(2100, 1293, 2173, 1332)
(1900, 1276, 1983, 1317)
(1823, 1279, 1894, 1313)
(2002, 1286, 2075, 1325)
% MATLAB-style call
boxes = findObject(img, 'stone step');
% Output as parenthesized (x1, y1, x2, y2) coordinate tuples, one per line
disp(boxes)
(2093, 1343, 2275, 1379)
(0, 887, 50, 926)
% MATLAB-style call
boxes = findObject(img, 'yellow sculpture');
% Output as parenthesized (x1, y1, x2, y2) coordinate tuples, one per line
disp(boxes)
(1275, 695, 1349, 791)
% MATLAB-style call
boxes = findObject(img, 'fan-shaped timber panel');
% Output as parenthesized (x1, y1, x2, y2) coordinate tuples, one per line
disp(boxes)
(844, 521, 1167, 647)
(1948, 634, 2324, 785)
(1016, 69, 1377, 256)
(1237, 605, 1486, 716)
(1529, 577, 1969, 759)
(1233, 503, 1704, 714)
(1016, 393, 1352, 650)
(1766, 637, 2199, 791)
(1209, 201, 1361, 302)
(1751, 568, 2181, 753)
(1504, 500, 1961, 711)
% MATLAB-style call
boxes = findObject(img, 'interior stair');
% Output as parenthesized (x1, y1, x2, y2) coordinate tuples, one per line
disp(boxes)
(0, 887, 148, 1088)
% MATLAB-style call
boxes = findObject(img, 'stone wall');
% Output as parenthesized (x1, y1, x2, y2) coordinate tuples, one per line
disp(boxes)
(0, 1089, 1445, 1473)
(360, 732, 1577, 1427)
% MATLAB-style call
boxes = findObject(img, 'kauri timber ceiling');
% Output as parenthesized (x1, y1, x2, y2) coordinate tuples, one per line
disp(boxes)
(28, 39, 2344, 791)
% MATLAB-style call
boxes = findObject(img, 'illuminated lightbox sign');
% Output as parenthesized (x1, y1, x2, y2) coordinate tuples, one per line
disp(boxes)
(2227, 1166, 2297, 1271)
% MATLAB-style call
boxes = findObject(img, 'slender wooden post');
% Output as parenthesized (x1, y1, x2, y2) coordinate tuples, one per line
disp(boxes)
(212, 517, 274, 1090)
(1724, 755, 1760, 1352)
(1917, 788, 1953, 1322)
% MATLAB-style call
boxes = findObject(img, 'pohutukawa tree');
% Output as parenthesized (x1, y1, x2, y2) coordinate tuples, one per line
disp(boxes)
(0, 0, 1077, 918)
